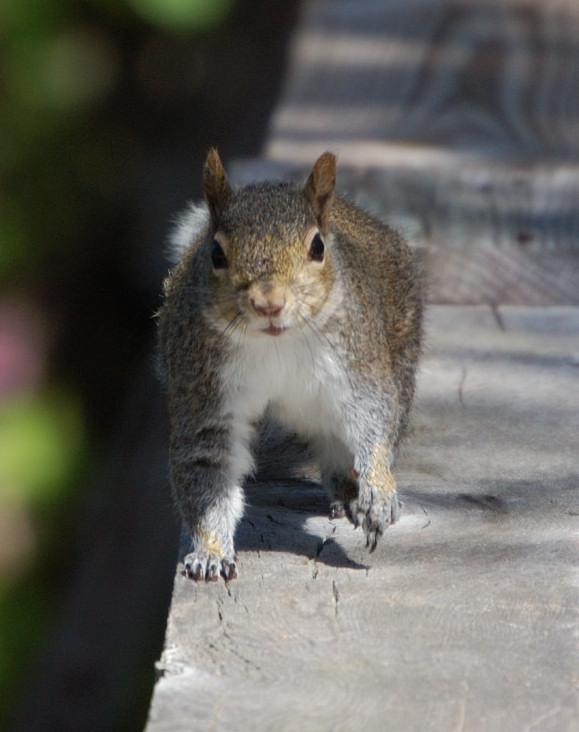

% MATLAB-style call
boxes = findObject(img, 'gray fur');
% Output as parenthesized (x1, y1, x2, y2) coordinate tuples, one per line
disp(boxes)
(157, 150, 424, 581)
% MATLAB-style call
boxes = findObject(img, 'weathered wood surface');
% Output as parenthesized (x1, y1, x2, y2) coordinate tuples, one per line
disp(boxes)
(264, 0, 579, 304)
(146, 306, 579, 731)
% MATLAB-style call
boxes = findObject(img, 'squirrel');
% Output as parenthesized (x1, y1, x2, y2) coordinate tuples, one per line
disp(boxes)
(157, 149, 424, 582)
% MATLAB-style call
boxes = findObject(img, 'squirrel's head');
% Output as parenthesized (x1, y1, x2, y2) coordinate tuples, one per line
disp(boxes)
(201, 149, 338, 338)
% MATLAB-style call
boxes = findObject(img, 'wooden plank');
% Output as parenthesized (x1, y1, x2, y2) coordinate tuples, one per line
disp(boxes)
(147, 306, 579, 731)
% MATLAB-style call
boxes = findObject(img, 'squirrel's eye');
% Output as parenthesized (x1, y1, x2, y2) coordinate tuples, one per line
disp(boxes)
(211, 239, 228, 269)
(308, 232, 325, 262)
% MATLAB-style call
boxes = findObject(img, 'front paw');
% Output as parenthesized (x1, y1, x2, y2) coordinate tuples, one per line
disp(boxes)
(184, 549, 238, 582)
(346, 489, 400, 552)
(329, 500, 346, 519)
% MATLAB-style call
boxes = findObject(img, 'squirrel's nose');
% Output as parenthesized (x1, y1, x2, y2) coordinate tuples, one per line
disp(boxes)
(249, 284, 286, 318)
(250, 297, 285, 318)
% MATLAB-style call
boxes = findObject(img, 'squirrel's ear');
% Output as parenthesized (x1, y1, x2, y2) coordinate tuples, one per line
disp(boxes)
(203, 148, 232, 223)
(304, 152, 336, 229)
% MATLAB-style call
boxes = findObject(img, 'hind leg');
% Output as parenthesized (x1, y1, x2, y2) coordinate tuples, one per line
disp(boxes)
(314, 435, 358, 519)
(324, 470, 359, 519)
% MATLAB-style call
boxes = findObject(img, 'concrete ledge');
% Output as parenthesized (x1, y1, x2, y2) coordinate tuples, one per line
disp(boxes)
(147, 306, 579, 732)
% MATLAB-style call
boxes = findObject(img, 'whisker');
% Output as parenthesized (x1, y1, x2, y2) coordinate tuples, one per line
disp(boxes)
(229, 313, 248, 373)
(296, 312, 318, 374)
(222, 312, 244, 340)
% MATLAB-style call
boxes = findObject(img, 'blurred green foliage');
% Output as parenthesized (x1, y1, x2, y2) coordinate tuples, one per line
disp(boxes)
(128, 0, 233, 33)
(0, 391, 85, 507)
(0, 0, 235, 725)
(0, 391, 86, 701)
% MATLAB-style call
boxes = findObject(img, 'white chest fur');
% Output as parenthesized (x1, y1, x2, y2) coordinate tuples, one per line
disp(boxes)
(221, 329, 350, 440)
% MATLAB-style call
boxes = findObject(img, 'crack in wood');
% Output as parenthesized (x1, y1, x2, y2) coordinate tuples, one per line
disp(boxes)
(221, 628, 263, 673)
(490, 303, 506, 331)
(458, 366, 467, 408)
(332, 580, 340, 620)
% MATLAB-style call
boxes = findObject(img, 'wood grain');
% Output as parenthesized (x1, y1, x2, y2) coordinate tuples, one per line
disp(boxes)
(263, 0, 579, 304)
(268, 0, 579, 160)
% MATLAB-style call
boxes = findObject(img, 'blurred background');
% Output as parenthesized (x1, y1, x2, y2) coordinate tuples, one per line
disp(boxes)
(0, 0, 299, 728)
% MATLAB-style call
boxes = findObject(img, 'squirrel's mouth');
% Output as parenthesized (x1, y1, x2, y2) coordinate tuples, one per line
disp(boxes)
(262, 324, 287, 336)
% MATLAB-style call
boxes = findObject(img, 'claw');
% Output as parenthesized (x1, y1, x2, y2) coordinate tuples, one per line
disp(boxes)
(222, 559, 238, 581)
(205, 553, 220, 581)
(184, 550, 238, 582)
(344, 501, 361, 528)
(368, 532, 379, 553)
(185, 558, 205, 581)
(329, 501, 346, 520)
(391, 495, 401, 524)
